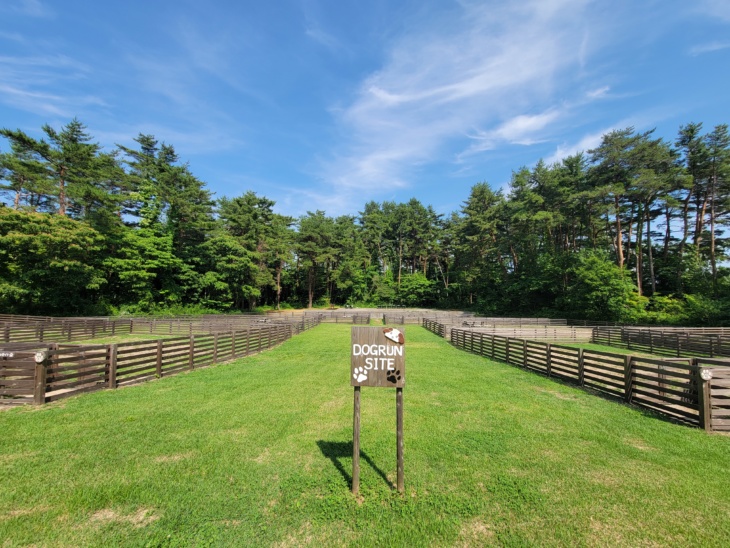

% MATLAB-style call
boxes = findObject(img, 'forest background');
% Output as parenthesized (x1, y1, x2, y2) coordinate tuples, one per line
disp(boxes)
(1, 119, 728, 325)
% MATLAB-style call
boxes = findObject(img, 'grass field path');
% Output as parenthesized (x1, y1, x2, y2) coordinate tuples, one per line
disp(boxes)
(2, 325, 730, 546)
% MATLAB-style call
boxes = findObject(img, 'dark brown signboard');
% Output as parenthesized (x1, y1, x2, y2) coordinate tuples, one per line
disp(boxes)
(351, 326, 405, 388)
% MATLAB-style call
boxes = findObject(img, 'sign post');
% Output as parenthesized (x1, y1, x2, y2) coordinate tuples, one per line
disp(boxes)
(351, 326, 406, 495)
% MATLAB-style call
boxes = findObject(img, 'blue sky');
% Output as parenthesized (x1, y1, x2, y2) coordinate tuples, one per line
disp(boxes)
(1, 0, 729, 218)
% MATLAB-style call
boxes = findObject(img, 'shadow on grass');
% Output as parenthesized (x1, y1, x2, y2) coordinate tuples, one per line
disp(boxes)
(316, 440, 394, 490)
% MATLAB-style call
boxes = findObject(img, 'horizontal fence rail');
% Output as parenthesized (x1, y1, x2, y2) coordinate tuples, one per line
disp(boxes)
(447, 327, 730, 432)
(1, 324, 292, 407)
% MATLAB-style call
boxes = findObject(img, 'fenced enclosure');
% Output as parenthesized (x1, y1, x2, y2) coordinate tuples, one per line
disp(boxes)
(467, 326, 592, 342)
(0, 313, 319, 343)
(592, 326, 730, 358)
(422, 316, 572, 340)
(303, 311, 364, 323)
(447, 327, 730, 430)
(301, 308, 475, 325)
(421, 318, 730, 433)
(5, 311, 730, 433)
(1, 324, 292, 406)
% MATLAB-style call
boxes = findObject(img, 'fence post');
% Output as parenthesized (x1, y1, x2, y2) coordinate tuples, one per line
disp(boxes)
(676, 334, 681, 358)
(546, 344, 552, 377)
(107, 344, 118, 388)
(624, 355, 634, 403)
(697, 364, 713, 432)
(578, 348, 585, 386)
(156, 340, 163, 377)
(232, 332, 237, 358)
(189, 336, 195, 370)
(213, 333, 219, 363)
(506, 338, 510, 364)
(33, 351, 49, 405)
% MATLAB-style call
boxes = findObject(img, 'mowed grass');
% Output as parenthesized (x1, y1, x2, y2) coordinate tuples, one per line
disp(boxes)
(2, 325, 730, 546)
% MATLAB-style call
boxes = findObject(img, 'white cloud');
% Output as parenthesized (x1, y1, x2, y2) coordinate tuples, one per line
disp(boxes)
(689, 41, 730, 56)
(0, 54, 97, 117)
(0, 31, 25, 42)
(318, 0, 599, 208)
(543, 128, 610, 166)
(696, 0, 730, 22)
(461, 110, 562, 157)
(0, 84, 69, 116)
(540, 107, 672, 167)
(305, 23, 341, 51)
(586, 86, 610, 99)
(1, 0, 53, 18)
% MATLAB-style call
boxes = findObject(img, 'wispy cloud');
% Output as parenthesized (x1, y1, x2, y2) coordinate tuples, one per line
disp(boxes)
(0, 54, 100, 117)
(461, 109, 562, 157)
(305, 22, 341, 51)
(543, 128, 611, 166)
(586, 86, 610, 99)
(0, 31, 26, 42)
(689, 41, 730, 56)
(2, 0, 53, 18)
(318, 0, 601, 209)
(541, 105, 678, 166)
(696, 0, 730, 22)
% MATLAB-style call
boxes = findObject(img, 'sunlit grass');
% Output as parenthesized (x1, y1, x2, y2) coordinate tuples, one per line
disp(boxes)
(1, 325, 729, 546)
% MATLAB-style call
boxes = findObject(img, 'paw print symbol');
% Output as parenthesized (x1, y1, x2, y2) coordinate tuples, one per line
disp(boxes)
(353, 367, 368, 383)
(386, 369, 401, 384)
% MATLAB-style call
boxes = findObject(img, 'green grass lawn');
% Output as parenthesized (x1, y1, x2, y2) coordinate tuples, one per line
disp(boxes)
(558, 342, 655, 356)
(76, 333, 182, 345)
(2, 325, 730, 546)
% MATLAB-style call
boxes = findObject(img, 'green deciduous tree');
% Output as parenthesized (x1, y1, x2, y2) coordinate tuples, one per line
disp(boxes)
(0, 209, 106, 314)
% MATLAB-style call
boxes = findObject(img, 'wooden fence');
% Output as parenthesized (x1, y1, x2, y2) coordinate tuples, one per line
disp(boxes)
(382, 315, 426, 325)
(303, 311, 372, 324)
(436, 324, 730, 432)
(0, 314, 319, 344)
(0, 318, 132, 343)
(468, 326, 592, 342)
(422, 318, 447, 338)
(592, 326, 730, 358)
(1, 324, 292, 407)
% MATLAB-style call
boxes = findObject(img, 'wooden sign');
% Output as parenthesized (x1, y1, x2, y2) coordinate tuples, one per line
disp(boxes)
(351, 327, 405, 388)
(351, 326, 405, 495)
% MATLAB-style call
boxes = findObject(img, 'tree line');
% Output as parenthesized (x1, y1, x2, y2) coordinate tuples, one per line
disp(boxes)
(1, 119, 728, 324)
